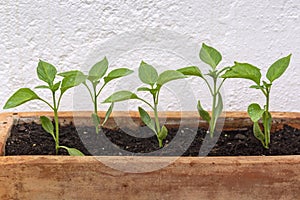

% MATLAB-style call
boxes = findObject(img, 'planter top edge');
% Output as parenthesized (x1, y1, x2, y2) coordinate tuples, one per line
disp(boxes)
(1, 155, 300, 166)
(1, 111, 300, 119)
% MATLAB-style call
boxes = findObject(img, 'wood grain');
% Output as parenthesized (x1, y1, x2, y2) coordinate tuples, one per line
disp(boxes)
(0, 111, 299, 199)
(0, 156, 299, 199)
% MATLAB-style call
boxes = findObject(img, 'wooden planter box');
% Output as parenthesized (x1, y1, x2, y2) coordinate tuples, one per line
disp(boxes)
(0, 111, 299, 199)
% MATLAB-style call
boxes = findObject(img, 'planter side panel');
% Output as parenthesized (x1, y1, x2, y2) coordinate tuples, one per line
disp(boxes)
(0, 156, 299, 200)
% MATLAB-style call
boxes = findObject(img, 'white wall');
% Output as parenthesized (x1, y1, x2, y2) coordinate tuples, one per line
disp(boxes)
(1, 0, 299, 113)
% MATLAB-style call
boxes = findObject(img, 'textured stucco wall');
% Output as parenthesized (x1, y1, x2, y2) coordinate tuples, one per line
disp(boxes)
(0, 0, 299, 113)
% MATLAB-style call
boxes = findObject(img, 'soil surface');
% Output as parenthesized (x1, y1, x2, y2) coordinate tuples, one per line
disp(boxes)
(5, 122, 300, 156)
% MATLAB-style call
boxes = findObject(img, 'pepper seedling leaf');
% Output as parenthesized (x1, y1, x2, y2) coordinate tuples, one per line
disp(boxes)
(222, 62, 262, 85)
(158, 125, 168, 140)
(37, 60, 57, 86)
(250, 85, 264, 90)
(51, 81, 61, 92)
(197, 100, 211, 123)
(156, 70, 186, 86)
(199, 43, 222, 70)
(215, 93, 223, 119)
(60, 146, 85, 156)
(138, 61, 158, 86)
(103, 91, 138, 103)
(40, 116, 55, 140)
(88, 57, 108, 82)
(102, 103, 114, 126)
(91, 113, 101, 133)
(266, 54, 291, 83)
(35, 85, 50, 89)
(253, 122, 265, 147)
(138, 107, 156, 133)
(137, 87, 152, 92)
(3, 88, 40, 109)
(60, 74, 86, 94)
(177, 66, 203, 78)
(262, 111, 272, 145)
(104, 68, 134, 84)
(247, 103, 264, 122)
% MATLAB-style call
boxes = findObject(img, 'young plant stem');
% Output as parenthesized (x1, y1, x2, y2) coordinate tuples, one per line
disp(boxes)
(210, 77, 218, 137)
(83, 83, 94, 103)
(265, 87, 271, 147)
(54, 109, 59, 154)
(52, 91, 59, 155)
(137, 97, 155, 110)
(93, 84, 98, 115)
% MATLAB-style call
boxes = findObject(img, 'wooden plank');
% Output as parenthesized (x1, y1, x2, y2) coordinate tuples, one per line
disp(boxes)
(0, 112, 300, 199)
(0, 156, 299, 199)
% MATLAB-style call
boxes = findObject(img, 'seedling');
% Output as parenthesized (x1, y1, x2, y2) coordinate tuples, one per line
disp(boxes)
(3, 60, 86, 155)
(59, 57, 133, 133)
(103, 61, 186, 147)
(177, 43, 230, 137)
(222, 54, 291, 148)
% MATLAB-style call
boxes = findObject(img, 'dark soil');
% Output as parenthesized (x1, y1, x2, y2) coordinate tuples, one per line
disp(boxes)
(5, 122, 300, 156)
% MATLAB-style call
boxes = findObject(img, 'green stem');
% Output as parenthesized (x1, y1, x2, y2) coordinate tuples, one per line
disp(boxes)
(93, 84, 98, 114)
(136, 97, 155, 110)
(83, 83, 94, 104)
(202, 77, 214, 96)
(265, 88, 271, 147)
(154, 90, 161, 133)
(52, 92, 59, 155)
(96, 83, 107, 97)
(39, 98, 55, 110)
(154, 102, 161, 133)
(54, 108, 59, 154)
(216, 78, 226, 94)
(158, 139, 163, 147)
(210, 77, 218, 137)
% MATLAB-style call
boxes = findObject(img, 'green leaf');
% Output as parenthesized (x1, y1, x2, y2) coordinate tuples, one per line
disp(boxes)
(88, 57, 108, 82)
(209, 93, 223, 136)
(262, 111, 272, 145)
(103, 91, 138, 103)
(247, 103, 264, 122)
(104, 68, 134, 84)
(158, 125, 168, 140)
(156, 70, 186, 86)
(138, 61, 158, 86)
(37, 60, 57, 86)
(197, 100, 211, 123)
(40, 116, 55, 139)
(266, 54, 291, 83)
(58, 70, 84, 77)
(215, 93, 223, 119)
(35, 85, 50, 89)
(250, 85, 264, 90)
(262, 81, 272, 88)
(138, 107, 156, 133)
(177, 66, 203, 78)
(3, 88, 40, 109)
(199, 43, 222, 69)
(102, 103, 114, 126)
(137, 87, 157, 95)
(253, 122, 265, 146)
(137, 87, 152, 92)
(60, 146, 84, 156)
(222, 62, 262, 85)
(51, 81, 61, 92)
(91, 113, 100, 133)
(60, 74, 86, 94)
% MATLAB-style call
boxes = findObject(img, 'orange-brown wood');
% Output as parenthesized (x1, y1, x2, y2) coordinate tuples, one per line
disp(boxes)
(0, 155, 299, 199)
(0, 111, 299, 199)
